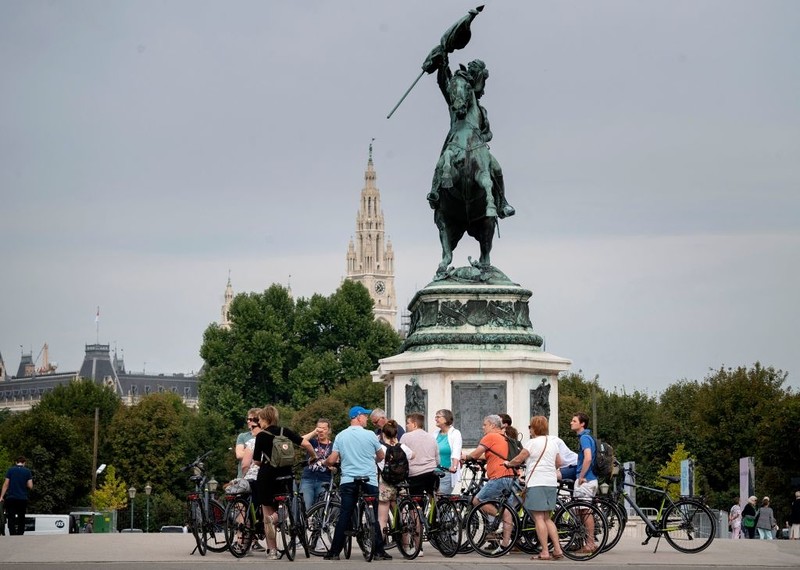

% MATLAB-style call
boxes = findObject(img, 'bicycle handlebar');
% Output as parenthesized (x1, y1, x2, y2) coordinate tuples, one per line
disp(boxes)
(180, 449, 213, 473)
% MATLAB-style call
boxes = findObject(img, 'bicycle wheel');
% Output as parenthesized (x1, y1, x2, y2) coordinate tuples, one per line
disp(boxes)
(515, 510, 541, 555)
(452, 498, 474, 553)
(428, 500, 461, 557)
(595, 496, 626, 553)
(205, 498, 229, 553)
(306, 501, 341, 556)
(662, 499, 716, 553)
(355, 500, 376, 562)
(278, 503, 295, 561)
(224, 497, 253, 558)
(395, 498, 422, 560)
(189, 499, 207, 556)
(293, 496, 310, 558)
(556, 499, 608, 561)
(465, 501, 519, 558)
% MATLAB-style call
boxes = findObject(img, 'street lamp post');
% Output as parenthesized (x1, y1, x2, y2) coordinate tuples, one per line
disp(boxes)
(144, 484, 152, 533)
(128, 487, 136, 530)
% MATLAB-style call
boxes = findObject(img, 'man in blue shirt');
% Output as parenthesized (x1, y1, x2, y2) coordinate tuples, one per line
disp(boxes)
(324, 406, 391, 560)
(1, 456, 34, 535)
(571, 412, 598, 553)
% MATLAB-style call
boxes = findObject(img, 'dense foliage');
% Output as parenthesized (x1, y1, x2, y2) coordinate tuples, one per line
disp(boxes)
(199, 281, 402, 426)
(557, 364, 799, 520)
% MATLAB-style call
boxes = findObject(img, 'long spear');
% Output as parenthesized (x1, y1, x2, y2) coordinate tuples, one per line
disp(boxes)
(386, 5, 484, 119)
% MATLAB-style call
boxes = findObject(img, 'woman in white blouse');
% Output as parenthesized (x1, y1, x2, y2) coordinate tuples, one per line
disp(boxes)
(504, 415, 564, 560)
(433, 409, 462, 495)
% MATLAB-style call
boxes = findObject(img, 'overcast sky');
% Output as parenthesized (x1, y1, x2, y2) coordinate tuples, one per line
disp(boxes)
(1, 0, 798, 395)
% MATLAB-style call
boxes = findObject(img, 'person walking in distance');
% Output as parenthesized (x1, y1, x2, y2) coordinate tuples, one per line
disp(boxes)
(1, 456, 33, 535)
(571, 412, 599, 554)
(323, 406, 392, 561)
(729, 499, 742, 539)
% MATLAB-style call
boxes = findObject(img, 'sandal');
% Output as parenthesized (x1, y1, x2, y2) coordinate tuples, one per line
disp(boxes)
(552, 553, 564, 559)
(531, 555, 553, 560)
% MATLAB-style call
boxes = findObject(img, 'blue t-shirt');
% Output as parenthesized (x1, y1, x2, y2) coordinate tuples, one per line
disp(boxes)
(332, 426, 381, 487)
(577, 429, 597, 481)
(4, 464, 32, 500)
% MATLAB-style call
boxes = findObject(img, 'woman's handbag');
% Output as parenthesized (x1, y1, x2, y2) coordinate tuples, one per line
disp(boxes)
(742, 514, 756, 528)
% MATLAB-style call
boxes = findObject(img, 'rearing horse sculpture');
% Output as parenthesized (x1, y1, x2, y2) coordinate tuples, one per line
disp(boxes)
(429, 70, 498, 279)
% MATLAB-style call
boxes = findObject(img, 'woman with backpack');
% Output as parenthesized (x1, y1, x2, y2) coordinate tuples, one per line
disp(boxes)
(253, 405, 317, 559)
(433, 409, 462, 495)
(377, 420, 415, 544)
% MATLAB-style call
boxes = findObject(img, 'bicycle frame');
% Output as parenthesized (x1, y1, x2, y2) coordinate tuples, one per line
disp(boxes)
(617, 473, 678, 536)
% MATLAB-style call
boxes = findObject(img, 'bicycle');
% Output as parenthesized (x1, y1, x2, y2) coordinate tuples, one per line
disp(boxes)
(223, 482, 265, 558)
(387, 474, 462, 560)
(305, 478, 341, 556)
(609, 463, 716, 553)
(452, 458, 487, 553)
(271, 464, 311, 561)
(380, 481, 418, 559)
(464, 471, 609, 560)
(182, 450, 228, 555)
(341, 476, 379, 561)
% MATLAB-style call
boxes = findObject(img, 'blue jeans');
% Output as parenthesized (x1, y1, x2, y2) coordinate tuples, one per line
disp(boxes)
(300, 477, 329, 512)
(328, 482, 385, 556)
(757, 528, 774, 539)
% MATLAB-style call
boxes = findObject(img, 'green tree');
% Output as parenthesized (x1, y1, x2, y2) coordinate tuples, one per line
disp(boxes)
(90, 464, 129, 511)
(199, 281, 401, 425)
(106, 393, 190, 493)
(0, 409, 90, 512)
(36, 380, 121, 443)
(657, 443, 696, 499)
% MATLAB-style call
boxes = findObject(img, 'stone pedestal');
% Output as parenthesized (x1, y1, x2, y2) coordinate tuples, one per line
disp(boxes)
(372, 275, 571, 444)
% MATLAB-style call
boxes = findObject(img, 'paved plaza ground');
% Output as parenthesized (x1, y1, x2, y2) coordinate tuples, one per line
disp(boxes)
(0, 534, 797, 569)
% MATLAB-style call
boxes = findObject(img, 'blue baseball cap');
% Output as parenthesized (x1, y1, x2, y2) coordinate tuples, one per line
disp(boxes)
(349, 406, 372, 419)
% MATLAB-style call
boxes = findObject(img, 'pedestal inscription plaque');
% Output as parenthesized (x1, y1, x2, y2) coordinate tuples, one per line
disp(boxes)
(452, 381, 507, 446)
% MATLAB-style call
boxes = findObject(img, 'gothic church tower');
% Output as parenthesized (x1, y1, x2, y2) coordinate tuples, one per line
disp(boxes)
(346, 143, 397, 327)
(220, 274, 234, 330)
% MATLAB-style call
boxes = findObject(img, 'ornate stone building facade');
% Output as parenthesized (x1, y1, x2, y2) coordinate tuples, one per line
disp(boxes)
(346, 144, 398, 327)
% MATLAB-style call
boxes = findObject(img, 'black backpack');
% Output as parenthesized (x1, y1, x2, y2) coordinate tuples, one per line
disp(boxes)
(593, 439, 615, 480)
(381, 443, 409, 485)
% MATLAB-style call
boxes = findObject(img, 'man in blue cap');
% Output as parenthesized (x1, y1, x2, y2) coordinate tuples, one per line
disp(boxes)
(323, 406, 391, 560)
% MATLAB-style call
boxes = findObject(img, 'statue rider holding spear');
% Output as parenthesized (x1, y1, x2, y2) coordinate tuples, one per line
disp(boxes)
(388, 5, 515, 219)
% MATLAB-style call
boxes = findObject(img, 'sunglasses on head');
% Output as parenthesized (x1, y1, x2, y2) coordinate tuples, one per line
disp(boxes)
(248, 418, 258, 423)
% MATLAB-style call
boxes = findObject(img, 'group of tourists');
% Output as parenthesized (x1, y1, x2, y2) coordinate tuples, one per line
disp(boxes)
(233, 403, 600, 561)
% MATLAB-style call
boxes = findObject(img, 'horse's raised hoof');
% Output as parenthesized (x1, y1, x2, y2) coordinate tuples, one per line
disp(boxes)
(426, 192, 440, 208)
(499, 204, 516, 218)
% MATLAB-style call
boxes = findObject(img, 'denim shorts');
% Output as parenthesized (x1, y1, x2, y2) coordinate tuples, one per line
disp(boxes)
(475, 476, 516, 503)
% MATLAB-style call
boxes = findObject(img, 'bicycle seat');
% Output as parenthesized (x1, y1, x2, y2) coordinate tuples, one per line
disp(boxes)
(274, 475, 293, 482)
(559, 479, 575, 489)
(661, 475, 681, 484)
(353, 476, 370, 484)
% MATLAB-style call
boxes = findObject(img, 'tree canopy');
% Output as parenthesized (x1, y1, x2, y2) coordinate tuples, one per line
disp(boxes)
(199, 281, 402, 426)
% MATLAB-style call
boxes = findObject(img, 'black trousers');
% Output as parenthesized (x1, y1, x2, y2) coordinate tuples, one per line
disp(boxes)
(4, 498, 28, 535)
(407, 471, 439, 497)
